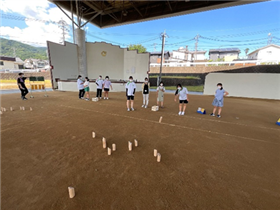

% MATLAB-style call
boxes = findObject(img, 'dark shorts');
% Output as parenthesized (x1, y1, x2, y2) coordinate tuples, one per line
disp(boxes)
(127, 96, 134, 100)
(179, 100, 188, 104)
(104, 88, 109, 92)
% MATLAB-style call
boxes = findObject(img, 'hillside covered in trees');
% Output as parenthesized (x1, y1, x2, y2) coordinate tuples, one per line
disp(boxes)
(0, 38, 48, 60)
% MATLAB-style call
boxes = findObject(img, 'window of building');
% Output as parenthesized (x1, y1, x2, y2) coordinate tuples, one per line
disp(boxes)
(0, 61, 3, 65)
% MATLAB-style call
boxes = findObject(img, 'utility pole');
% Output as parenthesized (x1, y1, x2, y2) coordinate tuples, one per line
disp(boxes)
(159, 30, 167, 86)
(58, 19, 69, 44)
(194, 34, 199, 62)
(153, 43, 157, 52)
(267, 33, 272, 45)
(12, 47, 16, 57)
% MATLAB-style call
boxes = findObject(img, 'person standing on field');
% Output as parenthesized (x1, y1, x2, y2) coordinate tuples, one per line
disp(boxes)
(157, 81, 165, 108)
(210, 83, 229, 118)
(103, 76, 113, 99)
(126, 76, 136, 111)
(77, 75, 85, 99)
(95, 75, 104, 99)
(17, 73, 29, 100)
(174, 84, 189, 116)
(84, 77, 90, 101)
(141, 77, 150, 108)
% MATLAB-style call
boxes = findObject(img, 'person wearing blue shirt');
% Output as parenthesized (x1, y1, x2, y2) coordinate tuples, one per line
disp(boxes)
(210, 83, 229, 118)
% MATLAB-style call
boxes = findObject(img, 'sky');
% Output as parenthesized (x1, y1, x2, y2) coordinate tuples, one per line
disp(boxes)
(1, 0, 280, 58)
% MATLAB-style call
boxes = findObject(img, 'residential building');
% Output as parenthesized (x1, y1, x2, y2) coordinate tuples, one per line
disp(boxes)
(150, 51, 170, 63)
(247, 44, 280, 61)
(170, 46, 206, 62)
(209, 48, 240, 61)
(24, 59, 49, 69)
(0, 56, 24, 70)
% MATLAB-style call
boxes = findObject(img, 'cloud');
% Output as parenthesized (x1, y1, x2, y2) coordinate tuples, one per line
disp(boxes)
(0, 0, 73, 47)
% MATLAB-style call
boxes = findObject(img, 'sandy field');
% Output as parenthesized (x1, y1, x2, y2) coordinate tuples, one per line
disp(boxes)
(1, 91, 280, 210)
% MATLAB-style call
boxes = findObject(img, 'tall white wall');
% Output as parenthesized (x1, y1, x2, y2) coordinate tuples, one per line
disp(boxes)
(123, 49, 149, 81)
(204, 73, 280, 100)
(47, 41, 79, 88)
(86, 42, 124, 80)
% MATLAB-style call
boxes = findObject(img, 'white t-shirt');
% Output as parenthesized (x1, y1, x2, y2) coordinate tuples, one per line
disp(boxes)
(125, 81, 136, 96)
(77, 79, 84, 90)
(84, 81, 89, 87)
(178, 87, 188, 100)
(104, 80, 111, 89)
(157, 86, 165, 91)
(96, 79, 104, 89)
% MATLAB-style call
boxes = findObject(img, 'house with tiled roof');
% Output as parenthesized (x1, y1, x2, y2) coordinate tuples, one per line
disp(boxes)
(209, 48, 240, 61)
(0, 56, 24, 70)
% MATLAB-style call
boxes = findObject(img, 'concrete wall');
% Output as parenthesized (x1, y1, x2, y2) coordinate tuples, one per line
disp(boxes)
(57, 81, 143, 93)
(124, 49, 149, 81)
(204, 73, 280, 100)
(87, 42, 124, 80)
(47, 41, 79, 88)
(48, 41, 149, 91)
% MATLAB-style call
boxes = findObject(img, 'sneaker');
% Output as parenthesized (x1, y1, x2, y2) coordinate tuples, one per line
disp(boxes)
(85, 98, 89, 101)
(142, 105, 145, 108)
(23, 98, 27, 100)
(178, 111, 182, 115)
(210, 113, 215, 117)
(127, 108, 130, 111)
(81, 97, 84, 99)
(144, 105, 147, 108)
(104, 97, 106, 99)
(217, 115, 221, 118)
(99, 97, 102, 99)
(181, 112, 185, 116)
(131, 108, 134, 111)
(106, 97, 109, 100)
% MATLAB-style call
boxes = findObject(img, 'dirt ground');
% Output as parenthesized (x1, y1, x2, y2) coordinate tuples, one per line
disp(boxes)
(1, 91, 280, 210)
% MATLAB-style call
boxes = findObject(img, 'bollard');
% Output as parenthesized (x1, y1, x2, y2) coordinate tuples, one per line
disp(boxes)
(112, 144, 116, 151)
(10, 107, 13, 111)
(108, 147, 112, 155)
(154, 149, 158, 157)
(159, 116, 163, 123)
(30, 107, 32, 111)
(68, 187, 75, 198)
(128, 141, 132, 151)
(157, 153, 161, 162)
(0, 111, 2, 115)
(92, 132, 96, 138)
(22, 107, 25, 111)
(20, 106, 22, 110)
(102, 137, 106, 148)
(3, 108, 6, 112)
(134, 139, 138, 147)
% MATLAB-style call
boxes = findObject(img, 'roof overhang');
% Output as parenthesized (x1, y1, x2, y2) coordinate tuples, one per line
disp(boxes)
(49, 1, 264, 29)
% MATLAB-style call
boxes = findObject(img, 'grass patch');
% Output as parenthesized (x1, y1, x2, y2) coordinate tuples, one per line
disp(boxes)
(151, 85, 204, 92)
(149, 75, 200, 80)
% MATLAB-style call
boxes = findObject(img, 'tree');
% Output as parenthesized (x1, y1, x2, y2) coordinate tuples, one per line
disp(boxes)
(128, 44, 147, 53)
(245, 48, 249, 56)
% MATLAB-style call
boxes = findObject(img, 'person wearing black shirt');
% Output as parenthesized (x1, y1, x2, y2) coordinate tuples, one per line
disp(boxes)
(141, 77, 150, 108)
(17, 73, 29, 100)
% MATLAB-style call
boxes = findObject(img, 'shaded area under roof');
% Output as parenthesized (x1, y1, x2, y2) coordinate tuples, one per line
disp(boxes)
(49, 1, 262, 29)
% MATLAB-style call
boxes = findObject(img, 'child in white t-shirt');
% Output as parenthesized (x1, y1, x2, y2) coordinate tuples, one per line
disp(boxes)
(95, 75, 104, 99)
(84, 77, 90, 101)
(174, 84, 189, 116)
(157, 81, 165, 108)
(125, 76, 136, 111)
